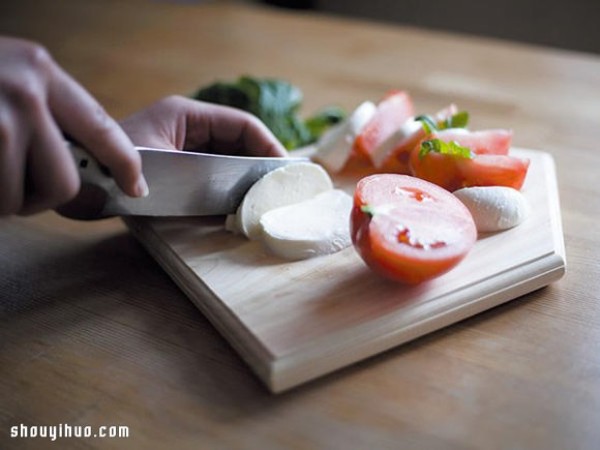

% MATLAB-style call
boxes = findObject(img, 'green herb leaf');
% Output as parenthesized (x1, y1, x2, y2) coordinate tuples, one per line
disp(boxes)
(419, 139, 473, 159)
(304, 106, 347, 143)
(442, 111, 469, 129)
(361, 204, 376, 216)
(415, 111, 470, 135)
(414, 115, 438, 134)
(193, 75, 345, 150)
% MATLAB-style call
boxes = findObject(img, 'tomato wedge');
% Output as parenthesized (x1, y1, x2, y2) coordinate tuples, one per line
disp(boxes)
(409, 146, 529, 192)
(353, 90, 414, 164)
(351, 174, 477, 284)
(378, 104, 459, 174)
(434, 128, 513, 155)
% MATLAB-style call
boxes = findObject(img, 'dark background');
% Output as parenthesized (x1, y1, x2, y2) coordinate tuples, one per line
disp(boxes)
(262, 0, 600, 55)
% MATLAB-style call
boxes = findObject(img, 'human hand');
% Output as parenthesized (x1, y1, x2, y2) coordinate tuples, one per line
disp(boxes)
(119, 95, 287, 157)
(0, 36, 148, 216)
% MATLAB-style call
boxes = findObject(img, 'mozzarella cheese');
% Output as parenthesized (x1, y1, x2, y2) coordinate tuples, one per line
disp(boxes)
(259, 189, 353, 260)
(313, 101, 376, 172)
(226, 162, 333, 240)
(453, 186, 529, 232)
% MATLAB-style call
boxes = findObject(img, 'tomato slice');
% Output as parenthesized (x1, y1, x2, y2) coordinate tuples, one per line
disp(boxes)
(434, 128, 512, 155)
(409, 139, 529, 192)
(353, 90, 414, 164)
(351, 174, 477, 284)
(458, 154, 530, 189)
(378, 104, 459, 174)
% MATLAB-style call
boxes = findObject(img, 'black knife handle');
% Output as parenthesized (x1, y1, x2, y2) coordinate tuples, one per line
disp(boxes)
(56, 143, 113, 220)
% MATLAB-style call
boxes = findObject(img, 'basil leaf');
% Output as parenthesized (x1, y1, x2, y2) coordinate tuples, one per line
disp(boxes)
(416, 111, 470, 135)
(419, 139, 473, 159)
(443, 111, 469, 129)
(415, 115, 438, 134)
(193, 75, 344, 150)
(305, 106, 346, 143)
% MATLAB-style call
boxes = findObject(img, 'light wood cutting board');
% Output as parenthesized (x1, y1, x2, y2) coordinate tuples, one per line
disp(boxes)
(125, 148, 566, 393)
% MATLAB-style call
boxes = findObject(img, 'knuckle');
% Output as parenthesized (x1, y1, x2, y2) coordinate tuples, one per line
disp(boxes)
(156, 94, 185, 110)
(88, 104, 117, 138)
(21, 42, 54, 73)
(9, 75, 44, 110)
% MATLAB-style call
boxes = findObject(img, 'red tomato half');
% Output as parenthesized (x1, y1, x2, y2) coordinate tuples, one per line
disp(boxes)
(351, 174, 477, 284)
(353, 90, 414, 163)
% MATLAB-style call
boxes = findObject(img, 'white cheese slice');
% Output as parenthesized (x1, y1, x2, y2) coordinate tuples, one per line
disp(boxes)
(259, 189, 353, 260)
(313, 101, 376, 172)
(453, 186, 530, 232)
(231, 162, 333, 240)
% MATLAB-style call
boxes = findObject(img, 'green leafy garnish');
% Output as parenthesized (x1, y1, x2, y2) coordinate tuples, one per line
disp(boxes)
(419, 139, 473, 159)
(304, 106, 346, 142)
(193, 76, 345, 150)
(415, 111, 470, 134)
(442, 111, 469, 129)
(414, 115, 438, 134)
(360, 204, 376, 216)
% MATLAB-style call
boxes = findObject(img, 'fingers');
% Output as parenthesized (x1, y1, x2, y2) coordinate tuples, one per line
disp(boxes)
(47, 66, 148, 198)
(20, 106, 80, 215)
(191, 100, 287, 157)
(0, 97, 27, 215)
(137, 95, 287, 157)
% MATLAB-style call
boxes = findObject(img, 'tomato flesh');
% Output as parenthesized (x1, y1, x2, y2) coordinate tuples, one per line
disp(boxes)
(434, 128, 512, 155)
(351, 174, 477, 284)
(353, 90, 414, 163)
(379, 104, 459, 174)
(409, 144, 529, 192)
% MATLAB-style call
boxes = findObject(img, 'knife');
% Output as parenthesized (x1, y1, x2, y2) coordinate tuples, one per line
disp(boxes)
(59, 144, 308, 220)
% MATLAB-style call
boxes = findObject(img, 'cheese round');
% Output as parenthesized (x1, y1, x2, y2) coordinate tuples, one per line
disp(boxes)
(314, 101, 376, 172)
(259, 189, 353, 260)
(453, 186, 529, 232)
(233, 162, 333, 240)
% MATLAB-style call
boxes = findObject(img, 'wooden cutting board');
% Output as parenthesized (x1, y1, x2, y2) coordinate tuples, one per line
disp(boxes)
(125, 148, 566, 393)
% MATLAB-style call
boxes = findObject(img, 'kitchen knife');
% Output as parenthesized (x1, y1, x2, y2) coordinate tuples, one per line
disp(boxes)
(59, 144, 308, 220)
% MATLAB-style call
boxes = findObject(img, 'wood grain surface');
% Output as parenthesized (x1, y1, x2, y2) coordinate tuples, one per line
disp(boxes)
(126, 148, 565, 393)
(1, 1, 599, 449)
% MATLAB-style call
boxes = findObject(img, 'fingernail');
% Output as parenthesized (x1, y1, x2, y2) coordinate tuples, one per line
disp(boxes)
(134, 176, 150, 198)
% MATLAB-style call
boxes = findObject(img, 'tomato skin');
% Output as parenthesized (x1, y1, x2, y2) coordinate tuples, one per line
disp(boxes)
(435, 128, 512, 155)
(353, 90, 415, 162)
(457, 155, 530, 189)
(379, 104, 459, 174)
(351, 175, 477, 284)
(409, 140, 529, 191)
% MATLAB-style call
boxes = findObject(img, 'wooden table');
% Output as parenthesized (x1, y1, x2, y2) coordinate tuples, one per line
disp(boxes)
(1, 1, 599, 448)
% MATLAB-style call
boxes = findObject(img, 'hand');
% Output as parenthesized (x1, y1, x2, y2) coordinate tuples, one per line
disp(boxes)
(119, 95, 287, 157)
(0, 36, 148, 216)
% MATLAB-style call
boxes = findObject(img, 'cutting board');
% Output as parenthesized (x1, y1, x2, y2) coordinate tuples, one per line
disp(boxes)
(125, 148, 566, 393)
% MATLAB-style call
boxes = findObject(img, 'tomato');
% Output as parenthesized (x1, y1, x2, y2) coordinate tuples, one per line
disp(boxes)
(409, 146, 529, 192)
(353, 90, 415, 164)
(434, 128, 512, 155)
(351, 174, 477, 284)
(378, 104, 459, 174)
(457, 154, 530, 189)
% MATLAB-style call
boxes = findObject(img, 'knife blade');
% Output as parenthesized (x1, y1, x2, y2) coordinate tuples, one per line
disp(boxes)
(59, 144, 308, 220)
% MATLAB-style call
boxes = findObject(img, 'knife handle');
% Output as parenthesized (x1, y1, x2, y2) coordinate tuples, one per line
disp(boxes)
(56, 143, 114, 220)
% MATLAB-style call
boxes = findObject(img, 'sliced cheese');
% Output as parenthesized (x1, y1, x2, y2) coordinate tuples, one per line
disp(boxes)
(232, 162, 333, 240)
(259, 189, 353, 260)
(313, 101, 376, 172)
(453, 186, 530, 232)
